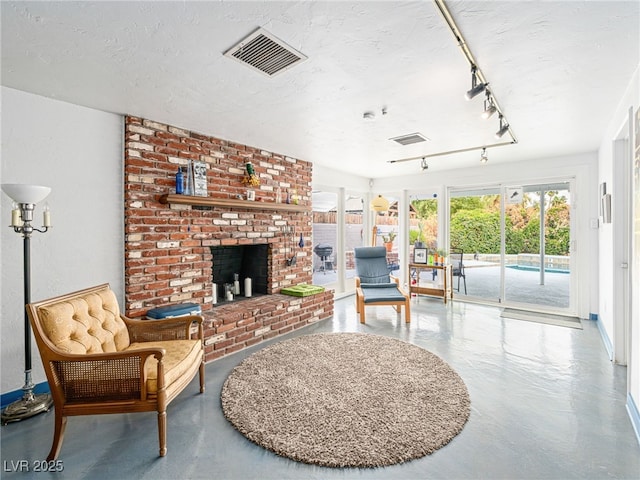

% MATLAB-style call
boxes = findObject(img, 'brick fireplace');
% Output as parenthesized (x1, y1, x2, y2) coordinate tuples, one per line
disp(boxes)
(210, 244, 269, 302)
(124, 116, 334, 361)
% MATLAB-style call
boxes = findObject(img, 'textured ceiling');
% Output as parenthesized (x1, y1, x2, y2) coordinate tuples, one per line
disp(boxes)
(2, 1, 638, 178)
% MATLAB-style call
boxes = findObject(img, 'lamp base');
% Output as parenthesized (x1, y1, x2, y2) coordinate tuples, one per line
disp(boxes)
(1, 392, 53, 425)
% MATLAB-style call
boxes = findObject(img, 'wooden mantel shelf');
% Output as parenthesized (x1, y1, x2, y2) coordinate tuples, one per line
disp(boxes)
(159, 194, 307, 213)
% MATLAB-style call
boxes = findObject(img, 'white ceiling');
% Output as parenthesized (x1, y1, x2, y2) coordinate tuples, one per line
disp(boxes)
(2, 1, 638, 178)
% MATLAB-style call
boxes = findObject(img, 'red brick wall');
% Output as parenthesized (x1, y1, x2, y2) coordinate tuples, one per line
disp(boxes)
(203, 292, 334, 361)
(124, 116, 333, 361)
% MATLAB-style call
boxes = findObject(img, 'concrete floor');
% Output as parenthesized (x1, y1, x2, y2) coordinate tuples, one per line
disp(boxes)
(1, 296, 638, 480)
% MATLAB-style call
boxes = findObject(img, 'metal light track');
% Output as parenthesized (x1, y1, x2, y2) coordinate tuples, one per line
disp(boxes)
(434, 0, 517, 144)
(389, 1, 517, 167)
(388, 141, 514, 164)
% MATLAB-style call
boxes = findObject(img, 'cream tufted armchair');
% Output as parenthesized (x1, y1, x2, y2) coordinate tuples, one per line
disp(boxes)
(26, 283, 205, 460)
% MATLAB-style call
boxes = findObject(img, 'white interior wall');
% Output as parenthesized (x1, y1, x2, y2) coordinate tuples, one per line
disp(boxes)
(598, 65, 640, 416)
(1, 87, 124, 393)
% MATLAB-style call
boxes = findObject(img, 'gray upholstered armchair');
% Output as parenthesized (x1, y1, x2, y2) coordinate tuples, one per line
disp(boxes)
(353, 246, 410, 324)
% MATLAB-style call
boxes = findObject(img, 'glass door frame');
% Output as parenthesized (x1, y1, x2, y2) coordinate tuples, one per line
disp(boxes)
(445, 178, 577, 315)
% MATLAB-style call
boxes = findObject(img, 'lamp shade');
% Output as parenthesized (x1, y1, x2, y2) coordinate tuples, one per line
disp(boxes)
(1, 184, 51, 204)
(370, 194, 390, 212)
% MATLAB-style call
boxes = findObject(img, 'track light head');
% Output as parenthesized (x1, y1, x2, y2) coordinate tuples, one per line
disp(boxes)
(466, 83, 486, 100)
(420, 158, 429, 171)
(465, 66, 487, 100)
(495, 115, 509, 139)
(482, 104, 497, 119)
(482, 92, 497, 119)
(480, 148, 488, 164)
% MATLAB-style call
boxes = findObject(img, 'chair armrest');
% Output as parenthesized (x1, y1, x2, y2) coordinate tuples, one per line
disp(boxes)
(389, 275, 410, 296)
(355, 276, 361, 287)
(123, 315, 204, 342)
(46, 348, 165, 402)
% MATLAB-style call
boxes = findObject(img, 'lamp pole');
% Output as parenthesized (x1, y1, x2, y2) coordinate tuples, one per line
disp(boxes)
(1, 186, 54, 424)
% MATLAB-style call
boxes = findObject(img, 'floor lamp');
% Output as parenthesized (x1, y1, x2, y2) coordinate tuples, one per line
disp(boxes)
(1, 184, 54, 424)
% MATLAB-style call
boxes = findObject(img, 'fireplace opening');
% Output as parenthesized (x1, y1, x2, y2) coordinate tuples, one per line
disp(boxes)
(210, 244, 268, 305)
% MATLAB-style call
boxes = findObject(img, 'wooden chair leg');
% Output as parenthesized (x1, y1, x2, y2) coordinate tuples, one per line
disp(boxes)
(158, 410, 167, 457)
(199, 361, 206, 393)
(46, 412, 67, 461)
(404, 299, 411, 323)
(358, 298, 366, 324)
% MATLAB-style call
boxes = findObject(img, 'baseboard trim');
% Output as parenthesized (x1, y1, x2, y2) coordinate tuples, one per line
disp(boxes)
(627, 393, 640, 446)
(594, 314, 614, 361)
(1, 382, 51, 409)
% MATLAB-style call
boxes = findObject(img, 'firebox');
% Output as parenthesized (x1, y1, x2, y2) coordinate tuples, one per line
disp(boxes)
(210, 244, 268, 304)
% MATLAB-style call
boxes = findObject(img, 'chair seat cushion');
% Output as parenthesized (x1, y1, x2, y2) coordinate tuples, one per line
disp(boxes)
(126, 340, 202, 396)
(360, 282, 397, 289)
(361, 286, 406, 303)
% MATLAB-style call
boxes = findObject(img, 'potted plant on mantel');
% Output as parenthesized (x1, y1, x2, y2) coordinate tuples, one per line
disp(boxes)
(382, 231, 397, 252)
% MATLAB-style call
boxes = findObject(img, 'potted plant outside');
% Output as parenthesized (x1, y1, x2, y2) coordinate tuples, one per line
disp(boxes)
(382, 231, 397, 252)
(414, 219, 425, 248)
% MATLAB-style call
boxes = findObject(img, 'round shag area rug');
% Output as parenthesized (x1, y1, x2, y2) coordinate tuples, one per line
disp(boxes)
(221, 333, 470, 468)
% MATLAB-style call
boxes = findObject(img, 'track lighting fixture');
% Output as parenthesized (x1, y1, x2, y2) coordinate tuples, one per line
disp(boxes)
(495, 114, 509, 139)
(465, 66, 487, 100)
(480, 148, 488, 164)
(420, 158, 429, 171)
(481, 91, 497, 119)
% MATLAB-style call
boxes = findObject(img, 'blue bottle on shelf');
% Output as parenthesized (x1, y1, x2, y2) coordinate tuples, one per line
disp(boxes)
(176, 167, 184, 194)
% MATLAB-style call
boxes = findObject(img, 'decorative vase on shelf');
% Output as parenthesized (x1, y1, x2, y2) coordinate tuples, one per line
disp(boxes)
(185, 160, 194, 195)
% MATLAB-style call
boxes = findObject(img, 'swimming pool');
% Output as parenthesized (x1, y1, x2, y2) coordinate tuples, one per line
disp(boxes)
(506, 265, 570, 274)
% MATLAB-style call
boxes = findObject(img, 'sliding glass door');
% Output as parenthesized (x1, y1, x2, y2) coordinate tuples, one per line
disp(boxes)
(312, 191, 338, 289)
(503, 183, 571, 308)
(448, 181, 573, 313)
(312, 189, 365, 296)
(344, 192, 364, 292)
(449, 187, 502, 303)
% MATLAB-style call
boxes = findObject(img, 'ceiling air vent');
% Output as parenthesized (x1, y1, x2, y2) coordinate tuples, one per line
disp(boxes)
(224, 27, 307, 77)
(389, 133, 430, 146)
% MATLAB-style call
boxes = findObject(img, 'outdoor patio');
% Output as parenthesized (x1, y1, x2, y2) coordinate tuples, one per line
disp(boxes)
(312, 261, 571, 311)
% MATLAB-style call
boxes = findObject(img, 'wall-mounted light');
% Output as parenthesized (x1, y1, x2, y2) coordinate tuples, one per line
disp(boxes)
(495, 114, 509, 139)
(465, 66, 487, 100)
